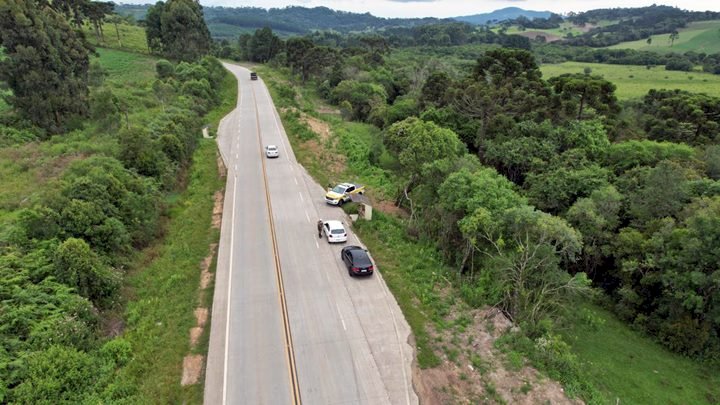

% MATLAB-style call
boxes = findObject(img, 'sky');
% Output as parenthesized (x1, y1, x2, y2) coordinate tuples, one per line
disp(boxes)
(182, 0, 720, 18)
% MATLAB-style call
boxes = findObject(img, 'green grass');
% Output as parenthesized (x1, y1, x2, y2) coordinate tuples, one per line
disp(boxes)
(500, 20, 617, 41)
(93, 47, 157, 84)
(563, 304, 720, 404)
(608, 20, 720, 54)
(115, 67, 236, 402)
(540, 61, 720, 100)
(83, 22, 149, 54)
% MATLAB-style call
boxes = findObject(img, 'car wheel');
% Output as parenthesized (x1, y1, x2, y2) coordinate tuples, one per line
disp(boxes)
(348, 267, 354, 277)
(338, 199, 344, 207)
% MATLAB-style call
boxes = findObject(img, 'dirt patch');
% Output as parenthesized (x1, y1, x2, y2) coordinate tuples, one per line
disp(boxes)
(195, 307, 208, 328)
(517, 31, 563, 42)
(301, 114, 332, 143)
(317, 105, 341, 115)
(101, 314, 125, 338)
(216, 152, 227, 178)
(181, 354, 204, 386)
(374, 199, 409, 218)
(200, 243, 218, 290)
(189, 327, 203, 348)
(212, 191, 224, 229)
(413, 307, 582, 404)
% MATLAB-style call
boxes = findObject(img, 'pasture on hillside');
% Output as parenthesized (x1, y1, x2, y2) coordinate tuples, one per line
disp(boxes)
(607, 20, 720, 54)
(540, 61, 720, 100)
(82, 21, 149, 54)
(500, 20, 617, 42)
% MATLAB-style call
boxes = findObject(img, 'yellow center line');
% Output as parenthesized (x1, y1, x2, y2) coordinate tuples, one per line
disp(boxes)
(252, 84, 302, 405)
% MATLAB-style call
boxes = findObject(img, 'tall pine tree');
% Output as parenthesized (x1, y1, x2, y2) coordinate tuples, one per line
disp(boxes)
(0, 0, 90, 134)
(145, 0, 211, 62)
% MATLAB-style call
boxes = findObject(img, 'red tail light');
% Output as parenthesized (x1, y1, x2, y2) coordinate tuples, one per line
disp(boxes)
(352, 267, 360, 271)
(368, 266, 374, 271)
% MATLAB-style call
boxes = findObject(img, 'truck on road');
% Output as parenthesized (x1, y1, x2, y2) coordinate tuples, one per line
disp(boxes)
(325, 183, 364, 206)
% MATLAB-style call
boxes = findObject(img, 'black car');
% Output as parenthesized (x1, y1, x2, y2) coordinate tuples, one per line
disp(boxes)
(250, 72, 258, 80)
(340, 246, 374, 277)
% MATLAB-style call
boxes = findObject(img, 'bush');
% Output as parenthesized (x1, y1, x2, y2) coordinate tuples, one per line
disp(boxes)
(155, 59, 175, 79)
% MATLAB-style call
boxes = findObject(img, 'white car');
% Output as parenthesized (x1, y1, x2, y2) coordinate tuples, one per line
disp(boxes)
(265, 144, 279, 158)
(323, 220, 347, 243)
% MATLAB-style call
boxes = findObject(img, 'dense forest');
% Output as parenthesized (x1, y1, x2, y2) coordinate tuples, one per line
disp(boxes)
(221, 24, 720, 363)
(116, 4, 446, 36)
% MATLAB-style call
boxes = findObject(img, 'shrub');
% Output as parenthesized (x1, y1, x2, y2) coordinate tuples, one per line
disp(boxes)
(155, 59, 175, 79)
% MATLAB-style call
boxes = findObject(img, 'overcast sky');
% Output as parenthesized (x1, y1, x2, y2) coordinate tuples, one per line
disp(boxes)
(179, 1, 720, 18)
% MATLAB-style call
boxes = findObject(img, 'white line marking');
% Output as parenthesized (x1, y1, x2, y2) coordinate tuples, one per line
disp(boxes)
(222, 175, 238, 405)
(335, 302, 346, 331)
(304, 211, 310, 223)
(315, 240, 319, 249)
(234, 164, 237, 172)
(294, 178, 298, 185)
(236, 153, 239, 159)
(298, 192, 304, 202)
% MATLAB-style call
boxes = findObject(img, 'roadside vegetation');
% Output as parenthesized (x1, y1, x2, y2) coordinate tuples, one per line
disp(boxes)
(0, 0, 231, 402)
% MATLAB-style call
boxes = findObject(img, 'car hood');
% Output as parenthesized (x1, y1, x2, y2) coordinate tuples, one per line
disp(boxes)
(325, 191, 344, 199)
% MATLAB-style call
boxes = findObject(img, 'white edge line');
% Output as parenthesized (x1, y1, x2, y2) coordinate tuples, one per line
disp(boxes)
(298, 192, 304, 202)
(304, 211, 310, 223)
(315, 240, 319, 249)
(222, 175, 238, 405)
(294, 177, 298, 185)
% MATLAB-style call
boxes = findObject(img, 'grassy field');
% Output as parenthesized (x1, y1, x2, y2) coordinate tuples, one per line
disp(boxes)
(540, 61, 720, 100)
(83, 21, 149, 54)
(608, 20, 720, 54)
(502, 20, 617, 41)
(563, 304, 720, 404)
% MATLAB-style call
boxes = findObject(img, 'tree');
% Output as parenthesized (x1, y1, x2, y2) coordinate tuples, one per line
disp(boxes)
(669, 30, 679, 46)
(0, 0, 91, 134)
(145, 0, 211, 61)
(385, 117, 465, 215)
(646, 36, 653, 45)
(161, 0, 211, 61)
(248, 27, 282, 63)
(549, 73, 619, 120)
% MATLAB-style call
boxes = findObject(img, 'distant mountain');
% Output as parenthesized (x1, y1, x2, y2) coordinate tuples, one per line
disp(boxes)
(114, 4, 446, 38)
(453, 7, 552, 25)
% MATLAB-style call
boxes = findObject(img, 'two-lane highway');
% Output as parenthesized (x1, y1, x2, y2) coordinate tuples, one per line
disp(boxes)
(205, 63, 417, 405)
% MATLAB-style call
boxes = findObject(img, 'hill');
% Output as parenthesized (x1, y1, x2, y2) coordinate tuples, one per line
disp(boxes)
(453, 7, 551, 25)
(607, 19, 720, 54)
(114, 4, 446, 39)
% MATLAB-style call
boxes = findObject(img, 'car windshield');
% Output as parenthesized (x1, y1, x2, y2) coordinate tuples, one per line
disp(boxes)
(331, 229, 345, 235)
(331, 186, 346, 193)
(267, 146, 277, 151)
(351, 251, 372, 266)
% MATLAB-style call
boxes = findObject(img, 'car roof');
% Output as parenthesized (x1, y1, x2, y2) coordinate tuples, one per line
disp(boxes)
(325, 220, 344, 230)
(266, 145, 277, 149)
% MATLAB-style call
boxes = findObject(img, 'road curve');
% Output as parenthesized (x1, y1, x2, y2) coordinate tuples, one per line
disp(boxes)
(205, 62, 418, 405)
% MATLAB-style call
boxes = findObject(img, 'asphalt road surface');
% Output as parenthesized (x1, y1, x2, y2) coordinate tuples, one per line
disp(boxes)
(205, 63, 418, 405)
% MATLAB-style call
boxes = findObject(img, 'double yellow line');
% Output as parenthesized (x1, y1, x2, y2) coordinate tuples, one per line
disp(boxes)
(252, 85, 302, 405)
